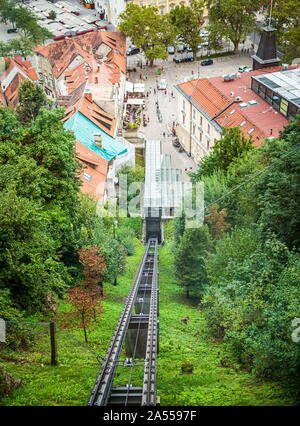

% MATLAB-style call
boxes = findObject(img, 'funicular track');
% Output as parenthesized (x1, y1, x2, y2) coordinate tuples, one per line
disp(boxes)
(87, 238, 159, 407)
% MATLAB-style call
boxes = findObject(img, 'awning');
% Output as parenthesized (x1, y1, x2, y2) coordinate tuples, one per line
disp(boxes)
(125, 81, 134, 93)
(133, 83, 145, 93)
(126, 98, 144, 105)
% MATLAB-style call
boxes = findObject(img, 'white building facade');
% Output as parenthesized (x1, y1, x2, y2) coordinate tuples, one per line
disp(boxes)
(94, 0, 126, 28)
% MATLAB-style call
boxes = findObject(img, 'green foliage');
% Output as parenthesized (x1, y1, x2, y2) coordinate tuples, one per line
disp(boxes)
(174, 225, 212, 298)
(191, 126, 254, 180)
(270, 0, 300, 64)
(0, 2, 52, 58)
(119, 4, 175, 66)
(17, 80, 48, 124)
(207, 0, 264, 52)
(176, 114, 300, 389)
(2, 243, 297, 406)
(169, 0, 205, 57)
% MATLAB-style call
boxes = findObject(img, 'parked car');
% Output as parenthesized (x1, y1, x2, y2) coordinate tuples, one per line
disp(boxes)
(72, 11, 80, 16)
(158, 79, 167, 90)
(201, 59, 213, 66)
(238, 65, 252, 72)
(126, 47, 140, 56)
(177, 44, 186, 53)
(173, 51, 194, 63)
(168, 46, 175, 54)
(7, 28, 17, 33)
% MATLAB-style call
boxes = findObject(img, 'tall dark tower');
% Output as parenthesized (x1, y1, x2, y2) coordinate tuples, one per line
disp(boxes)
(251, 26, 280, 70)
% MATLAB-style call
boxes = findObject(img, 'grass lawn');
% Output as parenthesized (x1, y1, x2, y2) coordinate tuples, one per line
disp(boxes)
(1, 239, 297, 406)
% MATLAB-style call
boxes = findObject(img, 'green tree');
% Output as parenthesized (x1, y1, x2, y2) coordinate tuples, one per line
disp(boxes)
(268, 0, 300, 63)
(48, 10, 56, 20)
(174, 225, 211, 298)
(0, 188, 68, 312)
(17, 80, 48, 124)
(169, 0, 205, 59)
(206, 0, 263, 53)
(191, 126, 254, 180)
(119, 4, 175, 67)
(253, 115, 300, 250)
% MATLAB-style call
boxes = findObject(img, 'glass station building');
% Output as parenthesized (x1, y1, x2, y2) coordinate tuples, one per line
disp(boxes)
(251, 68, 300, 121)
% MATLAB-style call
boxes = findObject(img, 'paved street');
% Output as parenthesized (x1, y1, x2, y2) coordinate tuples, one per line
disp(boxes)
(127, 52, 253, 181)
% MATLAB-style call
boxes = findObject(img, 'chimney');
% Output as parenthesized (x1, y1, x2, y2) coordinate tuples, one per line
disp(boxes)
(94, 132, 102, 149)
(251, 26, 280, 71)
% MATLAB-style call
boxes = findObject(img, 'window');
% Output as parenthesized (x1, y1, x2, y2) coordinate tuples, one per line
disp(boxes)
(280, 98, 288, 116)
(258, 84, 266, 99)
(192, 124, 196, 135)
(272, 95, 280, 111)
(200, 115, 203, 126)
(288, 103, 298, 120)
(207, 139, 210, 150)
(83, 172, 92, 182)
(182, 100, 185, 112)
(265, 88, 273, 104)
(192, 108, 196, 120)
(207, 124, 210, 135)
(251, 79, 259, 93)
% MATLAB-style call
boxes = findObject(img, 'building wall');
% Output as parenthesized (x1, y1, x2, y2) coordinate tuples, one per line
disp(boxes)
(35, 54, 57, 102)
(94, 0, 126, 27)
(176, 91, 221, 165)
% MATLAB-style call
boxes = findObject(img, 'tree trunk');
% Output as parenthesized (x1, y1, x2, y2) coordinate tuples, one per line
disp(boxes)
(186, 289, 190, 298)
(233, 39, 239, 54)
(83, 326, 88, 344)
(149, 59, 154, 67)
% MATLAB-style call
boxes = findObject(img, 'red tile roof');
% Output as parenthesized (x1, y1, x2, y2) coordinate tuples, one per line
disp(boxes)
(177, 64, 300, 143)
(177, 78, 264, 144)
(75, 141, 108, 203)
(34, 30, 126, 80)
(0, 56, 38, 108)
(209, 65, 298, 139)
(63, 92, 116, 137)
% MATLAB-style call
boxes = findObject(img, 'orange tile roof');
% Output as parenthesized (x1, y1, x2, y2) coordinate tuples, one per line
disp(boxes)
(0, 56, 38, 108)
(76, 141, 108, 203)
(177, 78, 266, 144)
(64, 93, 116, 137)
(209, 65, 296, 139)
(34, 30, 126, 80)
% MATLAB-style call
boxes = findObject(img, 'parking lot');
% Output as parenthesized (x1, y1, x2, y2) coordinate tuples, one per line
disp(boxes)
(0, 0, 115, 44)
(27, 0, 114, 40)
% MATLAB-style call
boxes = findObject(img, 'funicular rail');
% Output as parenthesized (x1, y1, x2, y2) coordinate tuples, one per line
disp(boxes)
(142, 240, 158, 406)
(87, 238, 159, 406)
